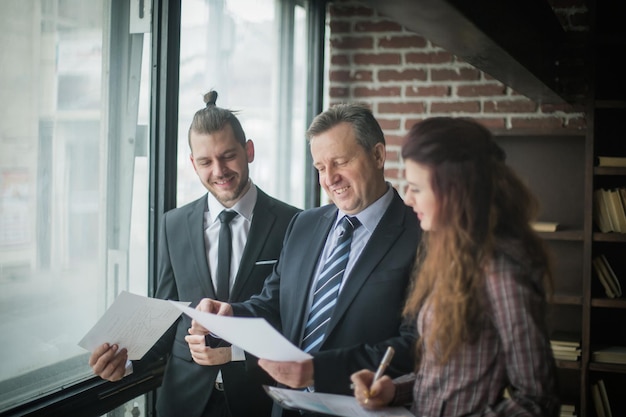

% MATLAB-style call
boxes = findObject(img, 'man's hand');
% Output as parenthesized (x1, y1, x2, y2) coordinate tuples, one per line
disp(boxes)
(185, 334, 232, 365)
(88, 343, 128, 382)
(189, 298, 234, 335)
(258, 358, 314, 388)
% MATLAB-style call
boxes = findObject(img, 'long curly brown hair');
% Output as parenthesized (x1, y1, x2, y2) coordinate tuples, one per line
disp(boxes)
(401, 117, 552, 365)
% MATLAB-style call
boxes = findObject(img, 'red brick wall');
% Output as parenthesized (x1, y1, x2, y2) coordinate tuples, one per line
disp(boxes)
(326, 0, 587, 191)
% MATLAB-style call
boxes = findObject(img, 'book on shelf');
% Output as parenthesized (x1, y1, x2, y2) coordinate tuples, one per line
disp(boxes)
(607, 188, 626, 233)
(596, 155, 626, 168)
(550, 331, 581, 348)
(592, 345, 626, 364)
(598, 379, 612, 417)
(594, 189, 614, 233)
(552, 350, 581, 361)
(592, 255, 622, 298)
(531, 221, 559, 232)
(592, 383, 606, 417)
(559, 403, 576, 417)
(599, 254, 622, 297)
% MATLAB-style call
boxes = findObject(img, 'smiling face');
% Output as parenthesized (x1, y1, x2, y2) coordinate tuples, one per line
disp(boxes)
(310, 122, 387, 215)
(189, 123, 253, 207)
(403, 159, 438, 231)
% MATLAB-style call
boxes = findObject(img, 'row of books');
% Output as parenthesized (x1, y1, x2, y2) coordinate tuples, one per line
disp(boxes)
(559, 403, 576, 417)
(591, 379, 613, 417)
(596, 155, 626, 168)
(592, 254, 623, 298)
(592, 345, 626, 365)
(593, 187, 626, 233)
(550, 332, 581, 362)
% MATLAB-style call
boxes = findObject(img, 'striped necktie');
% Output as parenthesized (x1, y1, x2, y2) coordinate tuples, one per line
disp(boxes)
(301, 216, 360, 353)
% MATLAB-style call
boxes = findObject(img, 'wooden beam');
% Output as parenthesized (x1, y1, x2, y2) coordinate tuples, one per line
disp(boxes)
(361, 0, 575, 104)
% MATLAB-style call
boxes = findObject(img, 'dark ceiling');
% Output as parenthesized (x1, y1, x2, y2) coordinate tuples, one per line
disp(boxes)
(361, 0, 586, 105)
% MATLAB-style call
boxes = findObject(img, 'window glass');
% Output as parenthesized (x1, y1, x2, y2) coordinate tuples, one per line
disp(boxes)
(0, 0, 150, 412)
(177, 0, 307, 209)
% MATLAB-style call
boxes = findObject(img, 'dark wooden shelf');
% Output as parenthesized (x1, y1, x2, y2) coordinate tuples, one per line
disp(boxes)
(591, 298, 626, 308)
(538, 230, 584, 241)
(593, 232, 626, 242)
(589, 362, 626, 374)
(594, 166, 626, 176)
(552, 294, 583, 306)
(556, 359, 582, 370)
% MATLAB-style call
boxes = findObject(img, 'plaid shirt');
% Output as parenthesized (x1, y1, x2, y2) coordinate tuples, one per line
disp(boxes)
(393, 248, 560, 417)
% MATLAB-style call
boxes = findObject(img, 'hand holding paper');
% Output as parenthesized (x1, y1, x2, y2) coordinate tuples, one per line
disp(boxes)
(171, 302, 312, 362)
(78, 291, 190, 360)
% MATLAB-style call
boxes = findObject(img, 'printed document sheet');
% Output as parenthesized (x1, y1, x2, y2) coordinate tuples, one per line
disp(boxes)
(171, 303, 312, 361)
(78, 291, 190, 360)
(264, 386, 415, 417)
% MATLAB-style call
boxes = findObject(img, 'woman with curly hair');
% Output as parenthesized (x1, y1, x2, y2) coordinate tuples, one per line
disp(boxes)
(351, 117, 560, 416)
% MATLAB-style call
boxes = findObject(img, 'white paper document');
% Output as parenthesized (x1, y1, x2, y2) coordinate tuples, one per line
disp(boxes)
(170, 303, 312, 362)
(78, 291, 190, 360)
(264, 386, 415, 417)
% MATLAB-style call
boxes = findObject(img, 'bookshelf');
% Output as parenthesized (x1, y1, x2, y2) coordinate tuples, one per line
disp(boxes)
(489, 4, 626, 415)
(588, 1, 626, 416)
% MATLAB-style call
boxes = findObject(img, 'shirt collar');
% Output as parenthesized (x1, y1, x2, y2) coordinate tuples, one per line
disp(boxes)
(207, 179, 257, 223)
(336, 182, 394, 233)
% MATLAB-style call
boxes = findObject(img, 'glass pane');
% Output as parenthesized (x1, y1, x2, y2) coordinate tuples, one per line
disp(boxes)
(0, 0, 150, 411)
(177, 0, 307, 208)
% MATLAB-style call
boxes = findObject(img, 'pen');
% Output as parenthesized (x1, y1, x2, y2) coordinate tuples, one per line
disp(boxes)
(371, 346, 395, 386)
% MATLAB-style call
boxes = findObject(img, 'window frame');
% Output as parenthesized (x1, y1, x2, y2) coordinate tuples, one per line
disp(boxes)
(0, 0, 326, 416)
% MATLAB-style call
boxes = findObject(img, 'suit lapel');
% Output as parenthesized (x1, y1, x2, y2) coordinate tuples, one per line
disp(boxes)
(187, 195, 215, 297)
(324, 193, 407, 340)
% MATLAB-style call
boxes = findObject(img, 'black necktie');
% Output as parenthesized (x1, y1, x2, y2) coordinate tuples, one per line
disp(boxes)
(216, 210, 237, 301)
(301, 216, 360, 353)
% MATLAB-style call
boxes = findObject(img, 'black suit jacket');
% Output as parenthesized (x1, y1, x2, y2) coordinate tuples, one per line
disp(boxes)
(231, 188, 421, 417)
(137, 187, 300, 417)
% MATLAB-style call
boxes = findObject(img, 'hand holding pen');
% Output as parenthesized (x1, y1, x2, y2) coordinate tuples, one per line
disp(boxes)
(350, 346, 396, 409)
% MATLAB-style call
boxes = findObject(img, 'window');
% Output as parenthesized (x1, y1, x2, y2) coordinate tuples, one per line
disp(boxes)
(177, 0, 308, 209)
(0, 0, 151, 413)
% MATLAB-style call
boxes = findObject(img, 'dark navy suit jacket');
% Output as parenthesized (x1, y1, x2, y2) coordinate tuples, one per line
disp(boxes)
(137, 187, 300, 417)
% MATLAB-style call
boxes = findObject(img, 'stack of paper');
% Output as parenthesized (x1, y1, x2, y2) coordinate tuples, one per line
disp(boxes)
(559, 403, 577, 417)
(592, 346, 626, 365)
(550, 332, 581, 362)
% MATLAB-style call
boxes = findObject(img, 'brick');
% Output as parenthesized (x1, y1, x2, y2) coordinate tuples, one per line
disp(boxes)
(379, 102, 426, 114)
(355, 21, 403, 33)
(329, 87, 350, 99)
(406, 51, 453, 64)
(484, 100, 537, 113)
(378, 35, 427, 49)
(331, 54, 350, 65)
(378, 68, 427, 82)
(331, 36, 374, 50)
(475, 118, 507, 129)
(385, 134, 406, 146)
(456, 84, 507, 97)
(377, 118, 402, 130)
(354, 53, 402, 65)
(406, 85, 450, 97)
(353, 86, 402, 97)
(431, 101, 481, 113)
(329, 69, 373, 82)
(431, 68, 481, 81)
